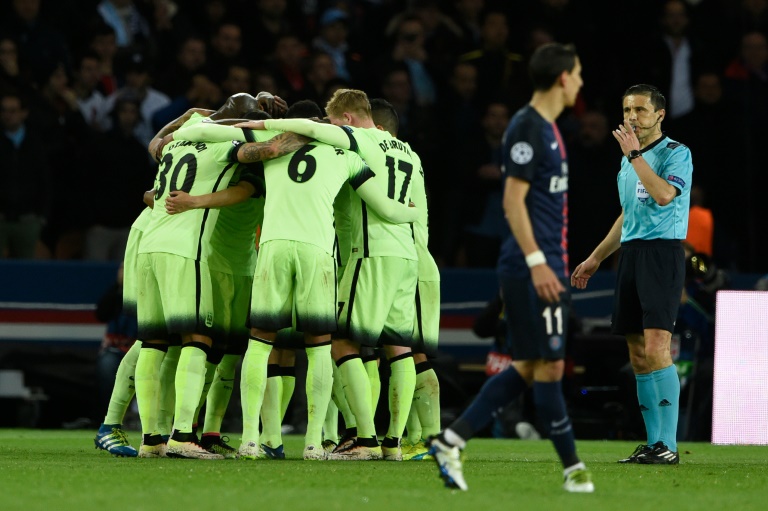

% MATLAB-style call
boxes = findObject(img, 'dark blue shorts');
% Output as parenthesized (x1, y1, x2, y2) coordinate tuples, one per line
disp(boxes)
(499, 274, 570, 361)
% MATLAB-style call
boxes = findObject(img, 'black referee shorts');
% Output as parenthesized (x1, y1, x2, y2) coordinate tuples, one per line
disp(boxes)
(611, 239, 685, 336)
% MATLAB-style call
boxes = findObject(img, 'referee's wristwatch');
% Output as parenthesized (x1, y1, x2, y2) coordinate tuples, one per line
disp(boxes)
(627, 149, 642, 161)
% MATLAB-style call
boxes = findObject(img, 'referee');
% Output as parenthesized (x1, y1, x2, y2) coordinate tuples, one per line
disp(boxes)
(572, 84, 693, 465)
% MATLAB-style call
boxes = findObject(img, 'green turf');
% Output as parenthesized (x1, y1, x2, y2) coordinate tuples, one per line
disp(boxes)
(1, 430, 766, 511)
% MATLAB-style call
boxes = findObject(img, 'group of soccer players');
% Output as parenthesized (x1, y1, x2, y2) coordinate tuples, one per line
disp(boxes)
(93, 88, 443, 464)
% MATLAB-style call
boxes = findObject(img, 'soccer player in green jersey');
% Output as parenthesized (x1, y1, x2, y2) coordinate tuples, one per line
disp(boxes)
(135, 96, 308, 459)
(171, 99, 419, 460)
(368, 99, 441, 461)
(236, 89, 423, 461)
(93, 206, 151, 457)
(165, 165, 266, 458)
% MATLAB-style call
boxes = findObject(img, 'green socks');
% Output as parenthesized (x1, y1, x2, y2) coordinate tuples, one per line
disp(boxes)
(203, 354, 239, 434)
(338, 356, 375, 439)
(134, 345, 166, 437)
(172, 345, 208, 433)
(241, 338, 272, 445)
(411, 366, 441, 441)
(104, 340, 141, 425)
(260, 364, 283, 448)
(386, 356, 416, 441)
(157, 345, 180, 436)
(332, 362, 356, 430)
(193, 361, 218, 429)
(305, 344, 333, 447)
(280, 366, 296, 420)
(364, 359, 380, 417)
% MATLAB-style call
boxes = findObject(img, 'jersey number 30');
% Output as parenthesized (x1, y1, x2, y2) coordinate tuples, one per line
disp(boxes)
(155, 152, 198, 200)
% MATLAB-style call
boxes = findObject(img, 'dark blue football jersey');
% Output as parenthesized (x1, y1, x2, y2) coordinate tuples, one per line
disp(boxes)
(497, 105, 569, 278)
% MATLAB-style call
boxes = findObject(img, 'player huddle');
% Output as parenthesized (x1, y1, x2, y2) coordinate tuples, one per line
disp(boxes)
(93, 88, 443, 464)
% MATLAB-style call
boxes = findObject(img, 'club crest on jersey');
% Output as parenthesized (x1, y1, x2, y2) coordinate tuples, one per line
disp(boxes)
(549, 335, 563, 351)
(636, 180, 649, 204)
(205, 312, 214, 327)
(510, 142, 533, 164)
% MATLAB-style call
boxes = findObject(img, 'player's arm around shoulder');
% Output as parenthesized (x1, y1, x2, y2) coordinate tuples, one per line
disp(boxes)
(263, 118, 353, 150)
(349, 158, 419, 224)
(165, 181, 256, 215)
(233, 132, 311, 163)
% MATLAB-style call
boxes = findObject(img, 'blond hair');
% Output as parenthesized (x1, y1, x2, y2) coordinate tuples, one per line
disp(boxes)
(325, 88, 372, 120)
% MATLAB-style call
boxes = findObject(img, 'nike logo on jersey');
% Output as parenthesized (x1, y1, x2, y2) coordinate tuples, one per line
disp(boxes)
(550, 141, 558, 150)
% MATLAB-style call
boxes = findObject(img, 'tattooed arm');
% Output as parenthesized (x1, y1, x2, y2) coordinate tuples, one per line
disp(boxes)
(148, 108, 215, 161)
(235, 132, 311, 163)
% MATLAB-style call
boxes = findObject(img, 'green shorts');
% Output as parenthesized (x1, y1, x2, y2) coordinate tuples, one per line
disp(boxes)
(250, 239, 337, 335)
(210, 270, 252, 354)
(336, 256, 418, 348)
(137, 253, 222, 342)
(122, 226, 142, 317)
(413, 280, 440, 358)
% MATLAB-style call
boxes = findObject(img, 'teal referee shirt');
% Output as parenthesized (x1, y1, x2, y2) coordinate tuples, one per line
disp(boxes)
(618, 135, 693, 242)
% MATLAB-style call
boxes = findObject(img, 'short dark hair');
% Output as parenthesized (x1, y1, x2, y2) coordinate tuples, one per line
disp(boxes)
(286, 99, 323, 119)
(369, 98, 399, 136)
(623, 84, 666, 110)
(528, 42, 578, 91)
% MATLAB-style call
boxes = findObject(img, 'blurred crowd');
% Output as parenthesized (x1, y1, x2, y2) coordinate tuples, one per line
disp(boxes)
(1, 0, 766, 273)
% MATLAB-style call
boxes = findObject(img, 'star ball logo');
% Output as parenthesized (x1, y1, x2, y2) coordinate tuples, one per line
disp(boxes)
(510, 142, 533, 165)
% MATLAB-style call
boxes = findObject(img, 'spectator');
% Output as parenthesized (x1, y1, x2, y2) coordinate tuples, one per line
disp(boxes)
(303, 51, 337, 105)
(633, 0, 708, 128)
(247, 0, 299, 68)
(270, 32, 308, 104)
(459, 101, 511, 268)
(0, 90, 51, 259)
(380, 15, 439, 107)
(0, 0, 71, 84)
(73, 51, 111, 132)
(151, 36, 221, 129)
(723, 30, 768, 270)
(459, 10, 528, 111)
(312, 7, 362, 86)
(567, 109, 620, 268)
(206, 21, 245, 84)
(452, 0, 486, 51)
(86, 95, 155, 261)
(87, 22, 120, 96)
(0, 37, 30, 93)
(153, 35, 208, 98)
(219, 63, 252, 98)
(95, 0, 151, 54)
(106, 52, 171, 147)
(26, 61, 92, 259)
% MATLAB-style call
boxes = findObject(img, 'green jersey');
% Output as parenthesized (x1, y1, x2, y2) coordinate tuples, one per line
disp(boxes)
(334, 182, 353, 268)
(264, 119, 419, 261)
(250, 140, 372, 254)
(172, 121, 418, 257)
(139, 116, 241, 260)
(131, 207, 152, 232)
(406, 144, 440, 282)
(207, 165, 265, 276)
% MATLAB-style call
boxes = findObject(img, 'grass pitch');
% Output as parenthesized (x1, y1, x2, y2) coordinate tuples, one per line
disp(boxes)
(0, 430, 766, 511)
